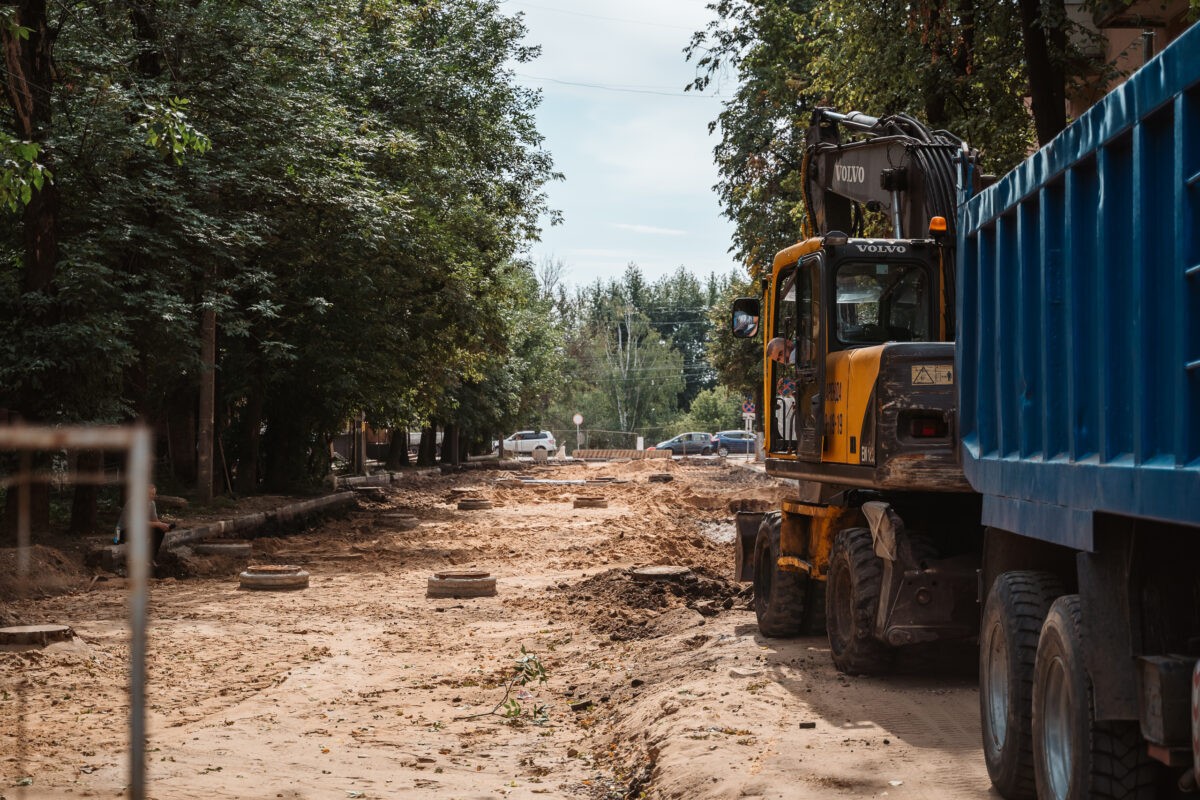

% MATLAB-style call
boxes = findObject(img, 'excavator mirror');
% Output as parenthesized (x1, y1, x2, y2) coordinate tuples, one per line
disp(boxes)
(731, 298, 760, 338)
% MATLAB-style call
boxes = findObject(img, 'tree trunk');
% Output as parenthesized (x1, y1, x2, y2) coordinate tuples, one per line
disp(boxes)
(69, 450, 101, 534)
(196, 307, 216, 502)
(416, 427, 437, 467)
(1018, 0, 1068, 145)
(385, 429, 408, 470)
(441, 424, 461, 466)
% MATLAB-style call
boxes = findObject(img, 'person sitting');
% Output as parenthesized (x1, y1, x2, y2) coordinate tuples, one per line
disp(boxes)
(766, 337, 796, 364)
(115, 483, 175, 565)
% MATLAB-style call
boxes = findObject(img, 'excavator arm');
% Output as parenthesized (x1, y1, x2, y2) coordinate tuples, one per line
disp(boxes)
(802, 108, 979, 240)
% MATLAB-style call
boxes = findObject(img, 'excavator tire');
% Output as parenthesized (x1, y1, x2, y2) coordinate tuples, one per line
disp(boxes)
(752, 512, 807, 637)
(826, 527, 893, 675)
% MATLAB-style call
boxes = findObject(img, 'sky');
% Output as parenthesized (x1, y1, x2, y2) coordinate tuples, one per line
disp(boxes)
(500, 0, 741, 288)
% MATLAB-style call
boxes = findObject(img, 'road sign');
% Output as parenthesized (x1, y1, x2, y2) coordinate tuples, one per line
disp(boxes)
(741, 400, 755, 415)
(572, 413, 583, 426)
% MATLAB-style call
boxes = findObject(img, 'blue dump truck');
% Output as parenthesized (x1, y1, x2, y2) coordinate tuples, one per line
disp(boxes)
(959, 24, 1200, 800)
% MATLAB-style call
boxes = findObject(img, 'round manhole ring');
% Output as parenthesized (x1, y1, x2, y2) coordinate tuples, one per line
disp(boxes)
(647, 473, 674, 483)
(0, 624, 74, 646)
(434, 570, 492, 580)
(239, 569, 310, 591)
(630, 565, 692, 582)
(243, 564, 304, 575)
(427, 572, 498, 598)
(573, 497, 608, 509)
(457, 498, 493, 510)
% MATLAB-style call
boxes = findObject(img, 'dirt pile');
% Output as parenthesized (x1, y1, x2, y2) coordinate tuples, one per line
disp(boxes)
(0, 544, 89, 603)
(550, 566, 750, 641)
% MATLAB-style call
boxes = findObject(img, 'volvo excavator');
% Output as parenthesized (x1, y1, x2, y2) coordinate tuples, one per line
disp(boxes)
(730, 108, 986, 674)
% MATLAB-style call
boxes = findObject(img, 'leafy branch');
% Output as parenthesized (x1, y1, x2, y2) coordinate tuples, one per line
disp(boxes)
(138, 97, 212, 165)
(456, 646, 549, 725)
(0, 135, 50, 212)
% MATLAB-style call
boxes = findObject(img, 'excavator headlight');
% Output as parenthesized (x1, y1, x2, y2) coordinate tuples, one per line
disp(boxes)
(928, 216, 947, 236)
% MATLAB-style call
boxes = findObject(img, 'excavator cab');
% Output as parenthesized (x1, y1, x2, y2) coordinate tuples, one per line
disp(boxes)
(735, 232, 965, 490)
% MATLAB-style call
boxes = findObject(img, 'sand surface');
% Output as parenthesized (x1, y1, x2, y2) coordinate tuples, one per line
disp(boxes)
(1, 459, 993, 798)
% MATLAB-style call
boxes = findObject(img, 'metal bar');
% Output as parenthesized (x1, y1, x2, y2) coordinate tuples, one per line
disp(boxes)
(126, 427, 151, 800)
(0, 425, 141, 449)
(1186, 169, 1200, 187)
(1186, 360, 1200, 372)
(0, 470, 127, 491)
(1186, 263, 1200, 278)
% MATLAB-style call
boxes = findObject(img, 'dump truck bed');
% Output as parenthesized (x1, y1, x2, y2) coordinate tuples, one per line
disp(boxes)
(956, 25, 1200, 551)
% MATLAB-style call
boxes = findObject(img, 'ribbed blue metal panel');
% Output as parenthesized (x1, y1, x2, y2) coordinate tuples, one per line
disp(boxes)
(957, 23, 1200, 548)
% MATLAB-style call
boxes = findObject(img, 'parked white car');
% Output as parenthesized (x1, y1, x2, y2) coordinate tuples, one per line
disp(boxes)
(500, 430, 556, 455)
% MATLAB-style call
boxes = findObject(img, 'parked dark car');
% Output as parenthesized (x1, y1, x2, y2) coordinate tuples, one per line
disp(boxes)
(653, 432, 713, 455)
(710, 430, 757, 455)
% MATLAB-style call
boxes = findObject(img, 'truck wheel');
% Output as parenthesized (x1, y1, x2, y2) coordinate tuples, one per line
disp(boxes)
(826, 527, 893, 675)
(1033, 595, 1156, 800)
(752, 512, 806, 637)
(980, 571, 1064, 800)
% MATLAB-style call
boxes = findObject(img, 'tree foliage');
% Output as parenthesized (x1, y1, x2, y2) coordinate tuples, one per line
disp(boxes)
(687, 0, 1112, 273)
(0, 0, 559, 501)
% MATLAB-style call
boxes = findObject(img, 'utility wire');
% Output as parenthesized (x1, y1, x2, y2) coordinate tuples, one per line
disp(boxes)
(515, 73, 722, 99)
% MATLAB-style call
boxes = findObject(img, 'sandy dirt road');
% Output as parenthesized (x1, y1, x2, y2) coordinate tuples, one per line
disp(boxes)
(1, 459, 996, 799)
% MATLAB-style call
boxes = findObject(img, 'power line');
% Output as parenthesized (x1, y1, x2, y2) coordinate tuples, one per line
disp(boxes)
(516, 72, 720, 98)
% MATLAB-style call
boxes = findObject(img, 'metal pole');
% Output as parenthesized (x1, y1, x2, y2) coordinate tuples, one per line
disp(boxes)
(127, 426, 151, 800)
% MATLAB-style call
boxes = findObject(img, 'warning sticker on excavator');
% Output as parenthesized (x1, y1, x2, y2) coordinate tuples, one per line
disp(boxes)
(911, 365, 953, 385)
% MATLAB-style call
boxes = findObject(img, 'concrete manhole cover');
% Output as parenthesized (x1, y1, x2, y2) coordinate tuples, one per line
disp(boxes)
(630, 565, 692, 582)
(239, 564, 310, 591)
(647, 473, 674, 483)
(0, 624, 74, 646)
(573, 497, 608, 508)
(427, 570, 497, 598)
(193, 540, 252, 557)
(457, 498, 493, 510)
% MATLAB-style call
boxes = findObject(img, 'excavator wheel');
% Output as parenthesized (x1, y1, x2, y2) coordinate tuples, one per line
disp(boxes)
(752, 512, 807, 637)
(826, 527, 894, 675)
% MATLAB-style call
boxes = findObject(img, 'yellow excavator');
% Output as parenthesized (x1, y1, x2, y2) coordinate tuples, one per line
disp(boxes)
(731, 108, 985, 673)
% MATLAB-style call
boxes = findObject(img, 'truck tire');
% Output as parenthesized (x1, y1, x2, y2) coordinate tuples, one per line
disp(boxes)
(1033, 595, 1156, 800)
(752, 512, 806, 637)
(826, 527, 893, 675)
(981, 571, 1065, 800)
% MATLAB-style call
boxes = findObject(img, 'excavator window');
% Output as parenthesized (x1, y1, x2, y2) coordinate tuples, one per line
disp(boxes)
(834, 261, 930, 345)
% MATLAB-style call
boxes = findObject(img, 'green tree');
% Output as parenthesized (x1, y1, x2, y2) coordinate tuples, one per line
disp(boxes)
(677, 385, 741, 434)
